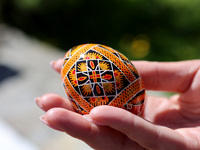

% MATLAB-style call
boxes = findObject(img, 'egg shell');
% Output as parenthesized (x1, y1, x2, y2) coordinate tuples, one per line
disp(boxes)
(61, 44, 145, 115)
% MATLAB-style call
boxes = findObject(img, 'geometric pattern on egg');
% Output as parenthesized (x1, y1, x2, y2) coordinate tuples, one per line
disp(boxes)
(61, 44, 145, 115)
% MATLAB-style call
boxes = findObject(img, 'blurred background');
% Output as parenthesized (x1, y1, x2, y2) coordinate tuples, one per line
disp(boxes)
(0, 0, 200, 150)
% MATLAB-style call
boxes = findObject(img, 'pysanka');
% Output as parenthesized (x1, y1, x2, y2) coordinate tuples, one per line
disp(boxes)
(61, 44, 145, 115)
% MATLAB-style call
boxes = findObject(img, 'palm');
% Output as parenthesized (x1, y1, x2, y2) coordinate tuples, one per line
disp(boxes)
(144, 94, 200, 127)
(37, 60, 200, 150)
(143, 93, 200, 149)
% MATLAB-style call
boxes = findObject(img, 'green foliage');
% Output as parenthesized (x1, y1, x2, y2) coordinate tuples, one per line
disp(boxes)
(0, 0, 200, 61)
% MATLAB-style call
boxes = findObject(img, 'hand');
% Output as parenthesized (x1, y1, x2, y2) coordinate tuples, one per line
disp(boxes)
(35, 59, 200, 150)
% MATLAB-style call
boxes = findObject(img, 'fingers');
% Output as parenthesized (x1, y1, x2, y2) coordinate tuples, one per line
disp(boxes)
(50, 58, 63, 73)
(51, 58, 200, 94)
(35, 93, 74, 112)
(132, 60, 200, 93)
(42, 108, 144, 150)
(89, 106, 188, 150)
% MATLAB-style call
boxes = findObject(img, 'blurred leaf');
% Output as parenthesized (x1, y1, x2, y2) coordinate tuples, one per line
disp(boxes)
(0, 0, 200, 61)
(14, 0, 41, 9)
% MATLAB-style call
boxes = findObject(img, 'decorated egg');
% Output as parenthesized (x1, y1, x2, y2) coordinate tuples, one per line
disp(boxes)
(61, 44, 145, 115)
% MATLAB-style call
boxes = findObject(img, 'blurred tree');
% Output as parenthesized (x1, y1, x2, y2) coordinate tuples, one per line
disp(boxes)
(0, 0, 200, 61)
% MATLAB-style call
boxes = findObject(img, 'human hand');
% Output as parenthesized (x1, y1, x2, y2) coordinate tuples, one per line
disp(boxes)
(35, 59, 200, 150)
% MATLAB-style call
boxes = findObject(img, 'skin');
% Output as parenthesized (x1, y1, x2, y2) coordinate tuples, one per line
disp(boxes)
(36, 59, 200, 150)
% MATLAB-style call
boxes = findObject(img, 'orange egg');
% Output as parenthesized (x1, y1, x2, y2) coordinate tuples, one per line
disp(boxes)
(61, 44, 145, 115)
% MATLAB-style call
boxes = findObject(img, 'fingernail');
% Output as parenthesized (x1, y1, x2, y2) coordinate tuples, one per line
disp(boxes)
(39, 115, 64, 132)
(40, 115, 48, 125)
(50, 60, 56, 68)
(83, 115, 107, 126)
(50, 60, 61, 73)
(83, 115, 93, 122)
(34, 97, 45, 111)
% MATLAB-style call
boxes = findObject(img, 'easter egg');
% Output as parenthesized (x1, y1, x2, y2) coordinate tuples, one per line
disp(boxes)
(61, 44, 145, 115)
